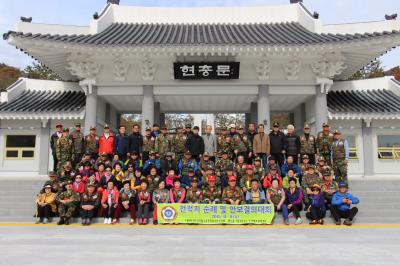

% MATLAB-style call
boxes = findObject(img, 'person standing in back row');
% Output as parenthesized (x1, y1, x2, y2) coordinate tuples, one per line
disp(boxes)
(269, 122, 285, 168)
(253, 124, 270, 169)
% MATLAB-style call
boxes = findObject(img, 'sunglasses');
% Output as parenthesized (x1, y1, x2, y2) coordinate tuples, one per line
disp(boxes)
(311, 189, 320, 192)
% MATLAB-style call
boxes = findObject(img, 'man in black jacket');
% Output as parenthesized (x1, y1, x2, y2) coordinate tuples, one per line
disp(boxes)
(128, 124, 143, 159)
(269, 122, 286, 168)
(185, 126, 205, 162)
(114, 125, 129, 162)
(284, 124, 301, 164)
(50, 122, 63, 172)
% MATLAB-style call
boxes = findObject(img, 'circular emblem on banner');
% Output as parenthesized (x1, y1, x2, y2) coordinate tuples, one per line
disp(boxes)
(161, 206, 177, 221)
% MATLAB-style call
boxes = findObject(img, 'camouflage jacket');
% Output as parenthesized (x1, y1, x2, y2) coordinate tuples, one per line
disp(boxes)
(222, 186, 243, 203)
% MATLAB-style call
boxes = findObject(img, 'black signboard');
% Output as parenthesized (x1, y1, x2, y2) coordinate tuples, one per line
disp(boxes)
(174, 62, 240, 80)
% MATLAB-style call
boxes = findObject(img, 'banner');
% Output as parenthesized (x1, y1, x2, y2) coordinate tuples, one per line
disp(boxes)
(157, 203, 275, 225)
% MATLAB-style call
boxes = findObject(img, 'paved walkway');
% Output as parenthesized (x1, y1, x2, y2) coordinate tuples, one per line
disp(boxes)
(1, 225, 399, 265)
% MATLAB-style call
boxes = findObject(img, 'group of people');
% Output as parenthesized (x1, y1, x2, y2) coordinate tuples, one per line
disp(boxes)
(35, 121, 359, 226)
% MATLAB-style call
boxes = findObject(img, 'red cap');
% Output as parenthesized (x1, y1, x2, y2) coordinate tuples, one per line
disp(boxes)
(208, 175, 217, 182)
(228, 175, 236, 182)
(245, 165, 253, 170)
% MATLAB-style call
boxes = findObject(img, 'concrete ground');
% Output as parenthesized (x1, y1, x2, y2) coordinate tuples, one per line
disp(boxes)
(1, 224, 400, 266)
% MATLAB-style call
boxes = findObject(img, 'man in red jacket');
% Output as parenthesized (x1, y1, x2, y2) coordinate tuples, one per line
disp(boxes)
(99, 124, 114, 160)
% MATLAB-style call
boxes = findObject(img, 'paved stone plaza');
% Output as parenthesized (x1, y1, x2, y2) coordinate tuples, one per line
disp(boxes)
(1, 225, 399, 265)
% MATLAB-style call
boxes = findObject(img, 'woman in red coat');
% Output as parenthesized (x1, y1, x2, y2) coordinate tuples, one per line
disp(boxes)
(72, 174, 85, 195)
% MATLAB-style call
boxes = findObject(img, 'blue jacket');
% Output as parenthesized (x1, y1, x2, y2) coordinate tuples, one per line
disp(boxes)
(332, 192, 359, 212)
(281, 163, 301, 177)
(114, 133, 129, 156)
(143, 159, 161, 172)
(245, 189, 266, 204)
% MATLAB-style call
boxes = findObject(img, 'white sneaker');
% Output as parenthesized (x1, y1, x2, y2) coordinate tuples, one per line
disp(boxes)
(295, 218, 302, 225)
(108, 218, 112, 224)
(104, 218, 108, 224)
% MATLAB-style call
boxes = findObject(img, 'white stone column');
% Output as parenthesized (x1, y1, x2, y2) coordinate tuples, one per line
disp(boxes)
(39, 119, 50, 175)
(142, 85, 154, 134)
(83, 84, 98, 135)
(314, 80, 332, 134)
(257, 85, 270, 128)
(362, 119, 375, 177)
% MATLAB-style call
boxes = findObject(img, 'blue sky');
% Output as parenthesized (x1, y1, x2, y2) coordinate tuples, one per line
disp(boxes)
(0, 0, 399, 70)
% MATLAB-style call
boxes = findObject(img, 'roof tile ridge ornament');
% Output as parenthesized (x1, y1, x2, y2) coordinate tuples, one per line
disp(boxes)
(141, 53, 157, 81)
(255, 55, 271, 81)
(283, 57, 300, 81)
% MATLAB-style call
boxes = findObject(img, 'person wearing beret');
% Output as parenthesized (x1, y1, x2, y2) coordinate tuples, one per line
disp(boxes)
(101, 180, 119, 225)
(56, 180, 80, 225)
(137, 180, 151, 225)
(115, 180, 137, 225)
(305, 184, 326, 225)
(331, 182, 359, 226)
(80, 182, 100, 226)
(35, 184, 57, 224)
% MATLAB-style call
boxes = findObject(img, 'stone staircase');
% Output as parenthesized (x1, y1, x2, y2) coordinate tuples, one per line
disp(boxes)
(0, 179, 399, 224)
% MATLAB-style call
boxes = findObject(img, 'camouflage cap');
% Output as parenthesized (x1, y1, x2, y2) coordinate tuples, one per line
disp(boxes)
(318, 156, 325, 162)
(191, 177, 199, 183)
(254, 157, 262, 162)
(63, 128, 69, 132)
(87, 182, 97, 188)
(184, 150, 192, 155)
(74, 123, 81, 127)
(273, 122, 280, 127)
(90, 126, 96, 130)
(145, 126, 151, 131)
(149, 150, 156, 155)
(100, 152, 108, 157)
(333, 130, 341, 135)
(48, 171, 57, 176)
(166, 152, 174, 157)
(302, 154, 309, 159)
(322, 122, 329, 127)
(203, 151, 210, 157)
(206, 165, 215, 171)
(103, 124, 110, 129)
(323, 169, 332, 176)
(304, 124, 310, 129)
(185, 123, 192, 128)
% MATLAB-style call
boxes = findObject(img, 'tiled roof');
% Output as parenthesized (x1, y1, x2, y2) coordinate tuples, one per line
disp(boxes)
(4, 22, 400, 46)
(0, 90, 85, 113)
(328, 89, 400, 114)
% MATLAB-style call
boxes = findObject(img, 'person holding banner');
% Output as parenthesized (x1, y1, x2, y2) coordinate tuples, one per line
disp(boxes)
(202, 175, 222, 204)
(222, 176, 243, 205)
(169, 178, 186, 204)
(246, 179, 266, 204)
(267, 179, 289, 225)
(152, 180, 170, 225)
(186, 178, 203, 204)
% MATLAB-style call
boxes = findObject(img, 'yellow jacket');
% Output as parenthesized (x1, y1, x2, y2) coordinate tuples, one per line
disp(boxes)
(36, 192, 57, 213)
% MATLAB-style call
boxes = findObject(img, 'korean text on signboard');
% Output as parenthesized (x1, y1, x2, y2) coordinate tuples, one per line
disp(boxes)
(174, 62, 240, 80)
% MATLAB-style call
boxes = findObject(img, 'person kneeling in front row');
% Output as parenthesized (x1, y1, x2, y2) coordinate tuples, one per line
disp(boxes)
(267, 179, 289, 225)
(305, 184, 325, 225)
(331, 181, 359, 226)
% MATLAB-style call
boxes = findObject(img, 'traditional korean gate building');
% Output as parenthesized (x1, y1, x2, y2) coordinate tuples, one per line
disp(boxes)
(1, 1, 400, 177)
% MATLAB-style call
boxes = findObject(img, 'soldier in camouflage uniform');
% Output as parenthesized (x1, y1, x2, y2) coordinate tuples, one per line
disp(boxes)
(301, 165, 323, 208)
(298, 154, 312, 175)
(232, 126, 252, 161)
(235, 155, 247, 180)
(70, 123, 85, 169)
(155, 126, 171, 160)
(202, 175, 222, 204)
(186, 178, 202, 203)
(198, 152, 215, 177)
(56, 180, 80, 225)
(331, 130, 349, 183)
(321, 169, 338, 209)
(217, 128, 233, 159)
(316, 123, 334, 166)
(222, 176, 243, 205)
(84, 126, 99, 161)
(172, 125, 188, 162)
(142, 127, 155, 163)
(56, 128, 75, 176)
(215, 150, 234, 179)
(300, 124, 316, 165)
